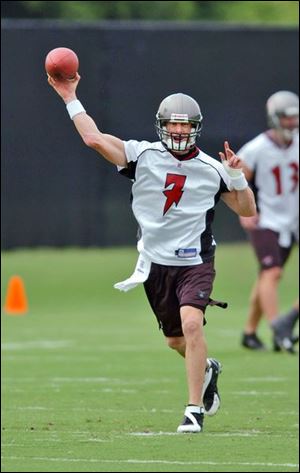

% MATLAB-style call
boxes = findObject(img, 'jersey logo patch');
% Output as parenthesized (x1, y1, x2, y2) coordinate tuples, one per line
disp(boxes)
(163, 173, 187, 215)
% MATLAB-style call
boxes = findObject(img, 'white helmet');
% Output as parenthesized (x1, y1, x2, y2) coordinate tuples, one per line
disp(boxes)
(155, 93, 203, 152)
(266, 90, 299, 140)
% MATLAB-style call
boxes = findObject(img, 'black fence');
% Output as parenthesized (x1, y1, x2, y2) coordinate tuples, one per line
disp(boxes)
(1, 20, 298, 249)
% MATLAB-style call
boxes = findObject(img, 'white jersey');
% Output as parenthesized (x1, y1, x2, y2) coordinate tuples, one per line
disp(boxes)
(238, 132, 299, 246)
(119, 140, 232, 266)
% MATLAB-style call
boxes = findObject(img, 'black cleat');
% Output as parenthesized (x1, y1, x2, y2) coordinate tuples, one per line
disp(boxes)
(272, 322, 298, 354)
(241, 332, 266, 350)
(273, 333, 298, 353)
(202, 359, 222, 416)
(177, 405, 204, 433)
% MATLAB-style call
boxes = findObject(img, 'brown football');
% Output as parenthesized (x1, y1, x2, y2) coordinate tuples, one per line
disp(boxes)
(45, 47, 79, 80)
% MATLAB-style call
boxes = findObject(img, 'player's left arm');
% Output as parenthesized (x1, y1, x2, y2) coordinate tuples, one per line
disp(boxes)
(221, 187, 256, 217)
(219, 141, 256, 217)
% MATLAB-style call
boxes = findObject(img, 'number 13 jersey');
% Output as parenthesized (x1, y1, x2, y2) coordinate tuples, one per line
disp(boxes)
(238, 132, 299, 245)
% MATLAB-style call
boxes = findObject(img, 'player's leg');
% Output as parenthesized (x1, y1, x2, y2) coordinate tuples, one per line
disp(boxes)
(270, 243, 297, 352)
(257, 266, 282, 323)
(271, 300, 299, 353)
(143, 263, 204, 432)
(272, 301, 299, 334)
(166, 336, 185, 356)
(243, 229, 284, 349)
(175, 260, 221, 432)
(242, 279, 266, 350)
(167, 337, 222, 416)
(176, 305, 206, 433)
(144, 261, 221, 432)
(180, 306, 207, 406)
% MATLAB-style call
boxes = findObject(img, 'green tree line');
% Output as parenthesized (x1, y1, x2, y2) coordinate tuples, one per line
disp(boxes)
(2, 1, 299, 24)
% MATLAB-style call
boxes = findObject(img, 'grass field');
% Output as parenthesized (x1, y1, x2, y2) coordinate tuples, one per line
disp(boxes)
(1, 244, 299, 472)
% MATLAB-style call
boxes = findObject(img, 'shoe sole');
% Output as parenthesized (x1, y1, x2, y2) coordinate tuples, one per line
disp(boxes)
(242, 342, 266, 350)
(204, 392, 220, 416)
(177, 425, 202, 433)
(203, 360, 222, 416)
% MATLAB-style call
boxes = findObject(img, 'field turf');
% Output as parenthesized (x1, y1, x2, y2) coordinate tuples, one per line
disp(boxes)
(1, 244, 299, 472)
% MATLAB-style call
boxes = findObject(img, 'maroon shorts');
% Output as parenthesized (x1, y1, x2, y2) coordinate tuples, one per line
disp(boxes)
(248, 228, 294, 271)
(143, 260, 223, 337)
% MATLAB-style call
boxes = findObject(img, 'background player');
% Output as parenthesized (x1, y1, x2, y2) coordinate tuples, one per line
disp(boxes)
(239, 91, 299, 353)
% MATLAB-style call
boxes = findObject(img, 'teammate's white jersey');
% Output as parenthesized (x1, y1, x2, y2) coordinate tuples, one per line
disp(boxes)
(238, 132, 299, 246)
(119, 140, 232, 266)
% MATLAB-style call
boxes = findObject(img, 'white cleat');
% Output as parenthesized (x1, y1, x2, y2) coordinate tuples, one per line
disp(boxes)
(177, 405, 204, 433)
(202, 358, 222, 416)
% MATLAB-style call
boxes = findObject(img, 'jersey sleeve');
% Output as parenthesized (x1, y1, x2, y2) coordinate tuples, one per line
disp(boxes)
(117, 140, 151, 178)
(123, 140, 151, 163)
(212, 159, 232, 193)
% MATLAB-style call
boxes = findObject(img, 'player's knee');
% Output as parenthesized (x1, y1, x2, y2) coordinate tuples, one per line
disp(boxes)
(182, 318, 202, 338)
(262, 266, 282, 282)
(166, 337, 183, 350)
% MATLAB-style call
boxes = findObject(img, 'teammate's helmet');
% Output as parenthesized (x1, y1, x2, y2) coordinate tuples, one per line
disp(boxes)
(266, 91, 299, 140)
(155, 93, 203, 152)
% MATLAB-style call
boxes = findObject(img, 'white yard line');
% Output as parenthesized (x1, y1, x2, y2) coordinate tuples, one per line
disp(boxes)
(1, 456, 298, 468)
(234, 391, 285, 396)
(2, 343, 163, 352)
(3, 376, 173, 385)
(2, 341, 73, 350)
(128, 430, 292, 438)
(243, 377, 287, 382)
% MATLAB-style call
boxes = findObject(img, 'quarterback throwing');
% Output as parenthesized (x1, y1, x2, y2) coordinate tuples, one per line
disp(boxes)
(48, 72, 256, 433)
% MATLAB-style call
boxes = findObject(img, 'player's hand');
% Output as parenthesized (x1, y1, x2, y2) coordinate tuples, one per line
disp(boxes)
(219, 141, 249, 191)
(219, 141, 243, 172)
(239, 215, 259, 230)
(47, 72, 81, 103)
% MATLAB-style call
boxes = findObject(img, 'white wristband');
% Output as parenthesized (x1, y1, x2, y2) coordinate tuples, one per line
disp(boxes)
(222, 160, 242, 178)
(222, 161, 248, 190)
(230, 173, 248, 191)
(66, 99, 86, 120)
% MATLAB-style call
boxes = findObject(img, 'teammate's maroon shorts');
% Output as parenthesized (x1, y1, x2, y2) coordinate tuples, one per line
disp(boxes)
(248, 228, 294, 271)
(143, 260, 224, 338)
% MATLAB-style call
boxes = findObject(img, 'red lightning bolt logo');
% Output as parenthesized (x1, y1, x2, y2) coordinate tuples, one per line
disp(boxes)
(163, 173, 187, 215)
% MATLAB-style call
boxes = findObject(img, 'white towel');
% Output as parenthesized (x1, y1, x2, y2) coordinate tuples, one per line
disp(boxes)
(114, 252, 151, 292)
(279, 230, 292, 248)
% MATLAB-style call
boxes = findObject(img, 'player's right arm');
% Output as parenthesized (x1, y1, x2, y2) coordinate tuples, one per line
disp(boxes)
(47, 73, 127, 167)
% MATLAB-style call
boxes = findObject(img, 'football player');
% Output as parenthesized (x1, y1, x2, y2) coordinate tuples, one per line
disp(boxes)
(48, 73, 256, 433)
(239, 91, 299, 353)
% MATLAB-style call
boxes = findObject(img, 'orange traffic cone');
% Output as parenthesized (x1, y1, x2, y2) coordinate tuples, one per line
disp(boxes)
(3, 275, 28, 315)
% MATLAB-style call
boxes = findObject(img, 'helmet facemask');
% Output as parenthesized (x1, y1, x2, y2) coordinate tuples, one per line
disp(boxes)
(155, 94, 203, 152)
(270, 114, 299, 141)
(156, 119, 201, 152)
(278, 125, 299, 142)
